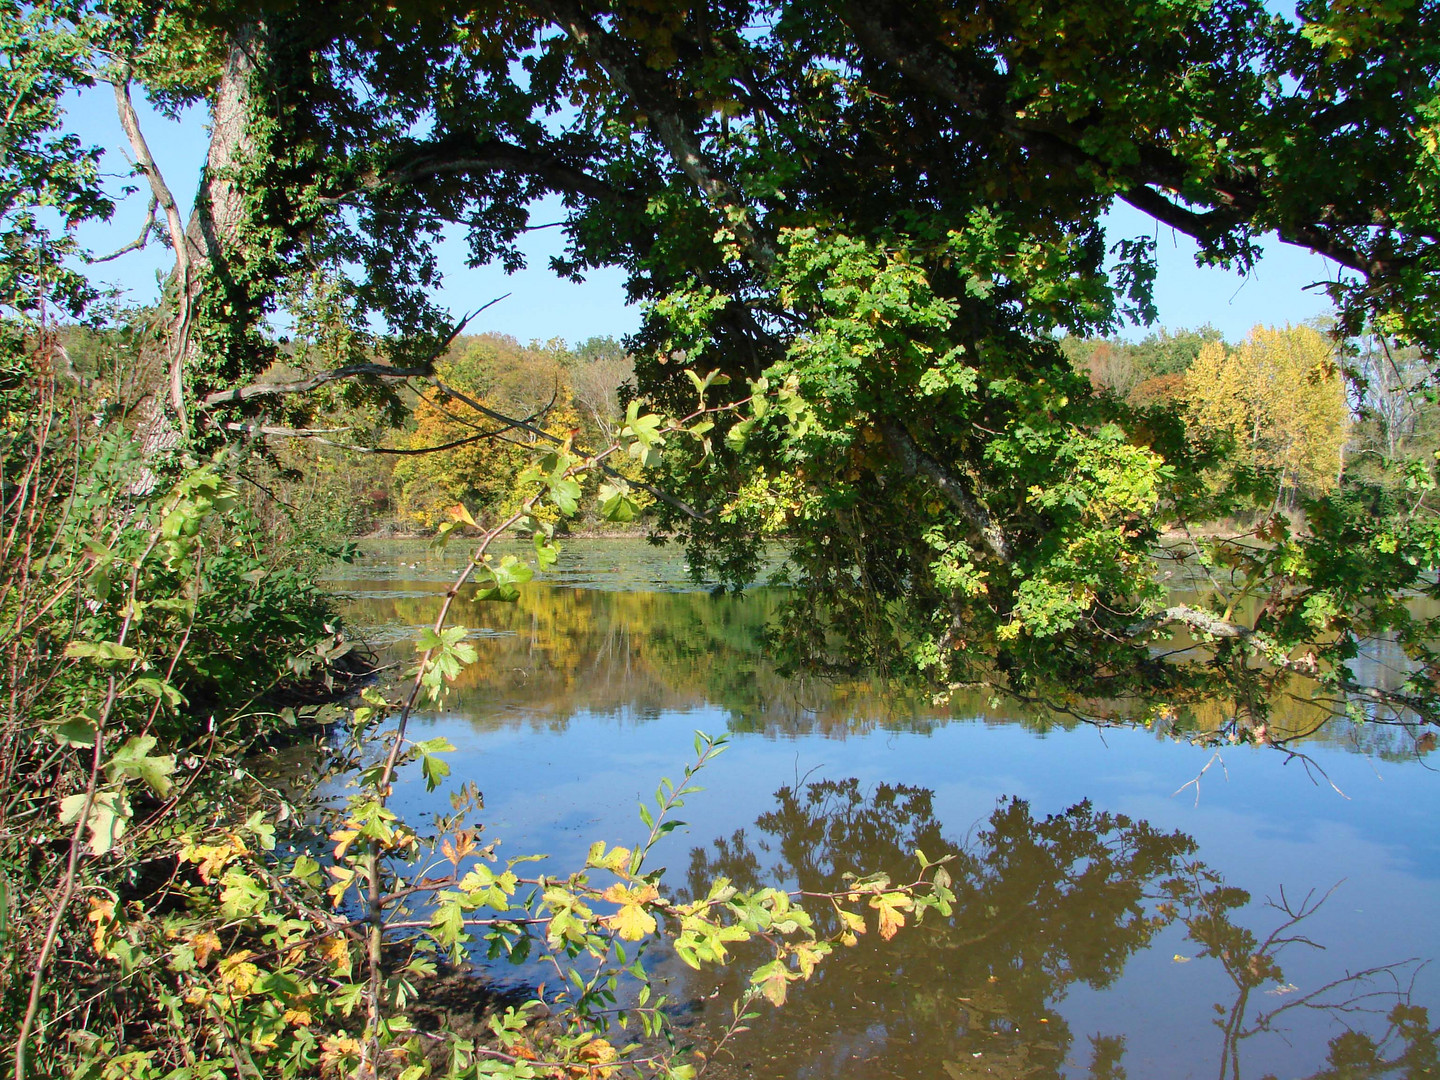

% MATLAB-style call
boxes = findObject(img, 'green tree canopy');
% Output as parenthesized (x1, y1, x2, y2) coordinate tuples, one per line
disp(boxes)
(8, 0, 1440, 721)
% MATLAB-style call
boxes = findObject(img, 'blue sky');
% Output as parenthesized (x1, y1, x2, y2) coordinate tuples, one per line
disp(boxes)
(69, 86, 1345, 348)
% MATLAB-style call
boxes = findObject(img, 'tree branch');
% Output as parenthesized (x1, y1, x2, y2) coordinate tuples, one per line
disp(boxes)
(430, 378, 707, 522)
(533, 0, 777, 272)
(343, 135, 624, 206)
(110, 76, 192, 417)
(200, 363, 431, 410)
(198, 297, 504, 411)
(1127, 604, 1255, 640)
(87, 195, 158, 264)
(878, 419, 1011, 562)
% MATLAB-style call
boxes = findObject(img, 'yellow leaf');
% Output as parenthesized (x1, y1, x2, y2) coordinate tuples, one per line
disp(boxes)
(757, 961, 789, 1007)
(316, 933, 353, 977)
(587, 843, 633, 875)
(578, 1037, 618, 1078)
(605, 903, 657, 942)
(181, 835, 247, 884)
(870, 892, 911, 941)
(320, 1035, 361, 1074)
(190, 930, 222, 967)
(326, 865, 356, 907)
(329, 826, 360, 861)
(602, 882, 659, 906)
(793, 942, 823, 979)
(218, 951, 259, 995)
(87, 896, 116, 956)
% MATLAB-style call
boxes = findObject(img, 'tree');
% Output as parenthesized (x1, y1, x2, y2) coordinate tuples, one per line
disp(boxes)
(1185, 324, 1351, 499)
(1061, 326, 1225, 400)
(566, 336, 635, 446)
(1349, 330, 1437, 462)
(9, 0, 1440, 731)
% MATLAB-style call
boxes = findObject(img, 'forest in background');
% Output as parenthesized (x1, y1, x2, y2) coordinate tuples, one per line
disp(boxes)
(57, 317, 1414, 543)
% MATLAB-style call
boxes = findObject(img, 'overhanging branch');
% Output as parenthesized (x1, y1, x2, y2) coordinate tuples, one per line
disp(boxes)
(879, 419, 1011, 562)
(200, 363, 432, 410)
(431, 378, 707, 523)
(198, 298, 504, 411)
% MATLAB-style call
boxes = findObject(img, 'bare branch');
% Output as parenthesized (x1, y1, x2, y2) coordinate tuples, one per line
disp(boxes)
(330, 136, 624, 206)
(221, 414, 532, 455)
(201, 364, 431, 410)
(198, 297, 506, 411)
(110, 76, 192, 418)
(87, 195, 158, 264)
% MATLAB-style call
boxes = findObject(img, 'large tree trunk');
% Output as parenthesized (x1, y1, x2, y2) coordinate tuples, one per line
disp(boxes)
(114, 25, 262, 468)
(108, 25, 264, 489)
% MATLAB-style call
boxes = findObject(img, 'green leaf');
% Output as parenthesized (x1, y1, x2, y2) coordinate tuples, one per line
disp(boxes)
(534, 533, 560, 569)
(751, 959, 791, 1007)
(548, 476, 582, 516)
(107, 735, 176, 797)
(52, 716, 97, 748)
(598, 480, 641, 523)
(64, 641, 137, 664)
(58, 791, 131, 856)
(130, 677, 184, 708)
(421, 752, 451, 791)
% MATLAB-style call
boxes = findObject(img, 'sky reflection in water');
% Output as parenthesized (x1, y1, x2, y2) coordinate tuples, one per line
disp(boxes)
(330, 539, 1440, 1079)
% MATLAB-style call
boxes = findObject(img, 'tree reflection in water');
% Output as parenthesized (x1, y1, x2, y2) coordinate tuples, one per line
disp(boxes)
(675, 779, 1436, 1079)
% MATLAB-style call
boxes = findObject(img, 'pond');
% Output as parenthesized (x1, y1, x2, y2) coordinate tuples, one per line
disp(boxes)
(325, 538, 1440, 1080)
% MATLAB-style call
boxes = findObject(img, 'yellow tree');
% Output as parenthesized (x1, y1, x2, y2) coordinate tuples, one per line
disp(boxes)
(391, 336, 586, 528)
(1184, 325, 1349, 497)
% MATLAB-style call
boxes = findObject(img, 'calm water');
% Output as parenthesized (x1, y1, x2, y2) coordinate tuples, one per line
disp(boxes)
(327, 538, 1440, 1080)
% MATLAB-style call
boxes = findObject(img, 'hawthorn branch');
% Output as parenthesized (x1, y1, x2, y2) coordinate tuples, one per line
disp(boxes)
(431, 378, 707, 522)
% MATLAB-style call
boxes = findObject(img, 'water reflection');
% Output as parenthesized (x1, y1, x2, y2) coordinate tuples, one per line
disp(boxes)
(339, 577, 1429, 756)
(324, 542, 1440, 1079)
(671, 780, 1434, 1080)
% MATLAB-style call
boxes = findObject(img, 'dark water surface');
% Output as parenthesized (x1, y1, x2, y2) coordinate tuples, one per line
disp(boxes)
(328, 539, 1440, 1080)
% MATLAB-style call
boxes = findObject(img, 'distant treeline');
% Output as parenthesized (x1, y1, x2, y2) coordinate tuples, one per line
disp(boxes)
(264, 321, 1440, 535)
(254, 332, 641, 538)
(1063, 323, 1436, 507)
(55, 319, 1434, 538)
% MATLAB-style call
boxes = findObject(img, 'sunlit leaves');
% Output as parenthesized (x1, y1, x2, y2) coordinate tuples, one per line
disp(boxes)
(107, 735, 176, 797)
(58, 791, 130, 856)
(601, 883, 660, 941)
(597, 479, 641, 522)
(474, 555, 533, 602)
(416, 625, 479, 701)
